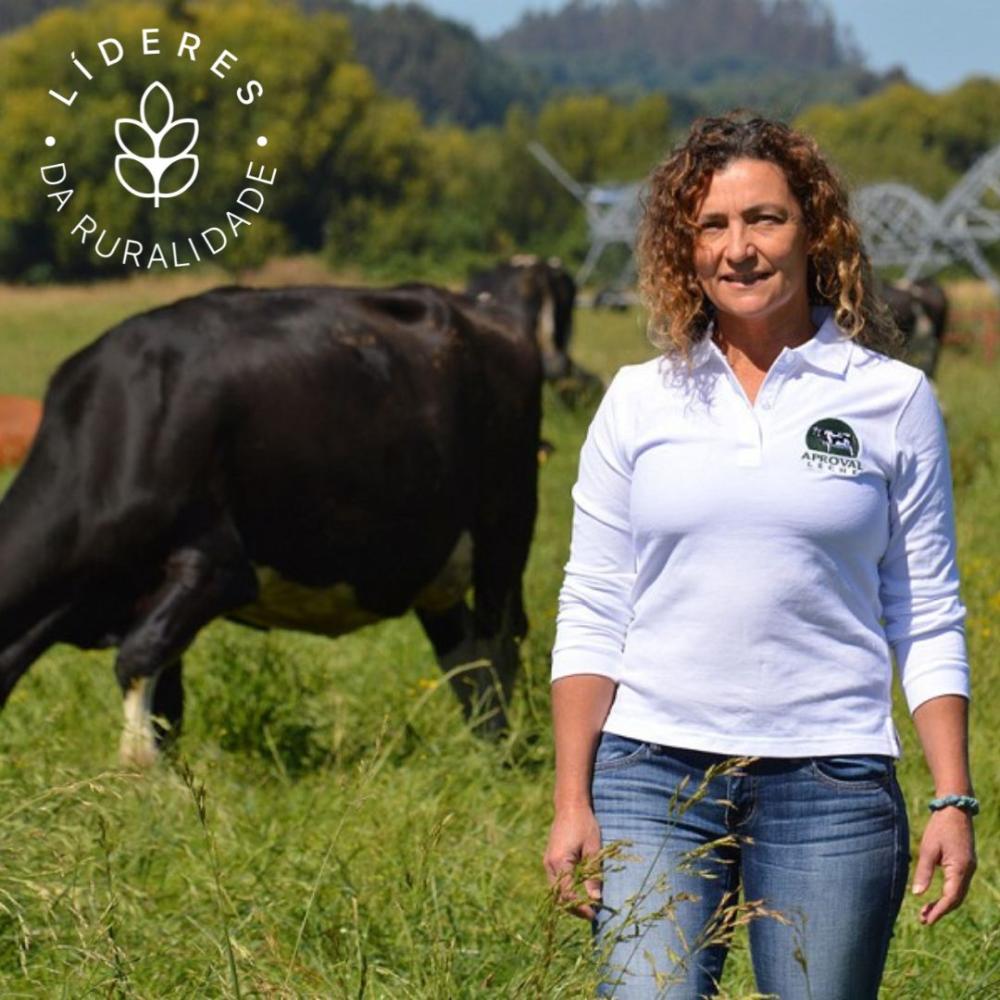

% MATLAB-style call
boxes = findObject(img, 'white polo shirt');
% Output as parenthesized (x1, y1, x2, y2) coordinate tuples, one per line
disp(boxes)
(551, 308, 969, 757)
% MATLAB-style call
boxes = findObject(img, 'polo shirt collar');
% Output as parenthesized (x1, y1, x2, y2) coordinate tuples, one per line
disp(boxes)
(792, 307, 854, 376)
(687, 333, 717, 370)
(686, 306, 853, 376)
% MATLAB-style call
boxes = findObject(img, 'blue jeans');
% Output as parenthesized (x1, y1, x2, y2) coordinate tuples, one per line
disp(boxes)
(591, 734, 910, 999)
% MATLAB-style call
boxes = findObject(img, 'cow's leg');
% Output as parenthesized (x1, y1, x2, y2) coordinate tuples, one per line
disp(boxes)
(120, 671, 159, 769)
(152, 657, 184, 741)
(416, 602, 511, 731)
(430, 589, 523, 737)
(119, 657, 185, 765)
(465, 449, 537, 734)
(117, 534, 256, 767)
(474, 587, 527, 733)
(0, 601, 74, 708)
(420, 523, 532, 736)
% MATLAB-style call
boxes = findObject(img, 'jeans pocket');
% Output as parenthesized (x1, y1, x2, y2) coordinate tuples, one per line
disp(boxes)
(811, 754, 894, 790)
(592, 732, 649, 773)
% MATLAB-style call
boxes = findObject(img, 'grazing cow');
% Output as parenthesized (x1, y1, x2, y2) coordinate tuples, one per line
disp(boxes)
(467, 255, 602, 396)
(0, 282, 543, 765)
(879, 278, 949, 380)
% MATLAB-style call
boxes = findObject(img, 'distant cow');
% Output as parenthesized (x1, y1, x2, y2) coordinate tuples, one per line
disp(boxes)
(467, 255, 602, 397)
(0, 282, 544, 765)
(879, 278, 949, 380)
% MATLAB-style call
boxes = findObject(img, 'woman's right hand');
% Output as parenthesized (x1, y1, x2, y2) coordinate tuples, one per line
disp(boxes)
(546, 675, 617, 920)
(544, 802, 603, 920)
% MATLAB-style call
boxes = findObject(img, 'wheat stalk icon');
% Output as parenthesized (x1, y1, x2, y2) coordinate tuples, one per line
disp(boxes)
(114, 81, 199, 207)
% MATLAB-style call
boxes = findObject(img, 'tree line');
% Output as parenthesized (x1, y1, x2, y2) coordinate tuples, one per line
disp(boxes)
(0, 0, 995, 283)
(494, 0, 904, 118)
(3, 0, 904, 128)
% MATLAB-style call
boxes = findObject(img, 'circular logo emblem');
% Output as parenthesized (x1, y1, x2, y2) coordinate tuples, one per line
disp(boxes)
(805, 418, 860, 457)
(39, 29, 276, 271)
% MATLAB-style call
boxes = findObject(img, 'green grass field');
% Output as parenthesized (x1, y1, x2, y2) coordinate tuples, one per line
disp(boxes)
(0, 271, 997, 998)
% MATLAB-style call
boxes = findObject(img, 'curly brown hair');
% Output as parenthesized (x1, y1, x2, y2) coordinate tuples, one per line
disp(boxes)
(637, 111, 900, 357)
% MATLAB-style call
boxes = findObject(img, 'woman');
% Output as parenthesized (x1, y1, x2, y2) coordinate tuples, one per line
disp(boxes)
(543, 113, 977, 999)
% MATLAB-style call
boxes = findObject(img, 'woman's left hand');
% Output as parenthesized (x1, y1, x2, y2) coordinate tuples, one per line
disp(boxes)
(911, 807, 977, 925)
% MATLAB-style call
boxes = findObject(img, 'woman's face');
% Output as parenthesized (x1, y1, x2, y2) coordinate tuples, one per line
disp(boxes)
(692, 158, 811, 328)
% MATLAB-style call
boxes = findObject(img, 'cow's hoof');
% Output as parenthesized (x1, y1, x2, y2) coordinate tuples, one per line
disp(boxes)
(119, 730, 160, 769)
(119, 676, 162, 768)
(469, 708, 510, 741)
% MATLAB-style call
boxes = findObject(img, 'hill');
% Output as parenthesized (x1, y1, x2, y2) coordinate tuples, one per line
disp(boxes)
(2, 0, 902, 127)
(301, 0, 539, 125)
(0, 0, 71, 33)
(0, 0, 539, 126)
(493, 0, 905, 120)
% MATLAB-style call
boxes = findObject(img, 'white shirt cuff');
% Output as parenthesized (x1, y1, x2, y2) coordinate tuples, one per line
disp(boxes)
(550, 647, 622, 683)
(895, 625, 970, 712)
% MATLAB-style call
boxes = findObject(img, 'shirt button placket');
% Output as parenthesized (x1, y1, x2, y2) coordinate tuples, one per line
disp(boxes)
(736, 409, 762, 467)
(759, 355, 785, 412)
(724, 362, 765, 467)
(754, 360, 786, 457)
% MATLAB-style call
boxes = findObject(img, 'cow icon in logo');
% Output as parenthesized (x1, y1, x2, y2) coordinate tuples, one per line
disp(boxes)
(114, 81, 199, 208)
(805, 418, 860, 457)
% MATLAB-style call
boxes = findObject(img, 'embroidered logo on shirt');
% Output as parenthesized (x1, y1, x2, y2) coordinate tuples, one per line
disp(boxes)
(802, 418, 862, 475)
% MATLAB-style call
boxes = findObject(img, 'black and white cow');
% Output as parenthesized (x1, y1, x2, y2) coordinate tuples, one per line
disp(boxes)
(820, 429, 855, 454)
(0, 281, 544, 764)
(879, 277, 950, 380)
(467, 255, 602, 397)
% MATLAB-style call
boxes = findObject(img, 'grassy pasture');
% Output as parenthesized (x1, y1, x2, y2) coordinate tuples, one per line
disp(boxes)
(0, 269, 997, 998)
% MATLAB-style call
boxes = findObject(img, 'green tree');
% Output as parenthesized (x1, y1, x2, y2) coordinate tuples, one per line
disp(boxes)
(537, 92, 671, 183)
(0, 0, 416, 280)
(301, 0, 540, 127)
(494, 0, 895, 120)
(508, 93, 671, 267)
(796, 79, 1000, 199)
(934, 77, 1000, 176)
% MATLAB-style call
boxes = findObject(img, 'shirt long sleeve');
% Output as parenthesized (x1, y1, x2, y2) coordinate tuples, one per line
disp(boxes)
(551, 373, 636, 682)
(880, 373, 969, 712)
(547, 316, 971, 757)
